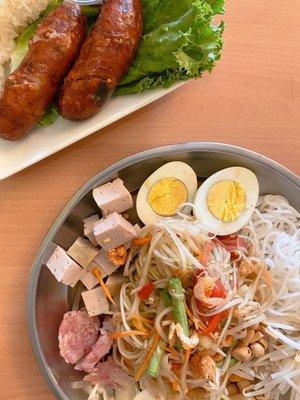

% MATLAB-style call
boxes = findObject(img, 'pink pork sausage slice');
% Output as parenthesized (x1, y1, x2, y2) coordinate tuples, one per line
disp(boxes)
(75, 328, 112, 372)
(84, 357, 133, 389)
(58, 310, 100, 364)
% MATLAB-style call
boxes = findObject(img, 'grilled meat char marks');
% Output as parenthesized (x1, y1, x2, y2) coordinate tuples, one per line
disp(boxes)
(58, 0, 143, 121)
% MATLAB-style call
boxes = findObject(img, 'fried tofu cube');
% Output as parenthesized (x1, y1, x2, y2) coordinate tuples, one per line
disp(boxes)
(93, 249, 120, 276)
(82, 287, 109, 317)
(93, 178, 133, 216)
(67, 237, 98, 269)
(80, 270, 98, 290)
(83, 214, 99, 247)
(46, 245, 84, 287)
(87, 259, 109, 279)
(124, 223, 142, 249)
(93, 212, 137, 250)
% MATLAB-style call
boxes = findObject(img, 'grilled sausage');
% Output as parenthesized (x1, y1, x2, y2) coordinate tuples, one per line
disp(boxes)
(58, 0, 143, 121)
(0, 1, 86, 141)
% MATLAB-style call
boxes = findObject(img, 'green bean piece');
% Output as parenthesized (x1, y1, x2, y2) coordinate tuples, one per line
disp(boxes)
(169, 277, 189, 337)
(160, 288, 172, 307)
(147, 340, 165, 378)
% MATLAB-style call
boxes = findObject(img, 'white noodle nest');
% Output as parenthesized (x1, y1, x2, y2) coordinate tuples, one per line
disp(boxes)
(240, 195, 300, 399)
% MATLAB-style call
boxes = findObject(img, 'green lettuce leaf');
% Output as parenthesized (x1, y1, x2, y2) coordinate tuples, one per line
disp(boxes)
(116, 0, 224, 95)
(37, 103, 59, 127)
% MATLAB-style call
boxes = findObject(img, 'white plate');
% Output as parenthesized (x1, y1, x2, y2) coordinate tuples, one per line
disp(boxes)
(0, 82, 184, 180)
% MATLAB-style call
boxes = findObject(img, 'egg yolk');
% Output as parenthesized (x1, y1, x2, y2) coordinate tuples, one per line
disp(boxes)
(207, 180, 246, 222)
(147, 178, 188, 216)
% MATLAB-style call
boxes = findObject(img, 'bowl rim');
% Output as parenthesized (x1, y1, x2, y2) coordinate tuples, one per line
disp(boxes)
(27, 141, 300, 400)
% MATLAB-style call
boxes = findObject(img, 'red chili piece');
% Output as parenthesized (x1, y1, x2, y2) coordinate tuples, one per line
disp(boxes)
(138, 282, 154, 300)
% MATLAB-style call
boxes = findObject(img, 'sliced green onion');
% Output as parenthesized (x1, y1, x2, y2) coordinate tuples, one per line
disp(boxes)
(147, 340, 165, 378)
(169, 277, 189, 337)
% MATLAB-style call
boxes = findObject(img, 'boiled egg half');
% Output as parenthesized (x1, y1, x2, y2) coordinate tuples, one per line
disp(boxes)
(136, 161, 197, 225)
(194, 167, 259, 235)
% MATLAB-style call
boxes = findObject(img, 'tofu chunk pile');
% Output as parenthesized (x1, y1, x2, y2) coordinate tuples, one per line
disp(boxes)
(46, 178, 137, 316)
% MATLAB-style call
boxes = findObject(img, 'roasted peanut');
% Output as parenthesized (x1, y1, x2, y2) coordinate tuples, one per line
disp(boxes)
(257, 337, 268, 351)
(250, 342, 265, 358)
(240, 329, 255, 346)
(232, 346, 252, 361)
(249, 331, 264, 344)
(237, 378, 251, 391)
(227, 383, 239, 396)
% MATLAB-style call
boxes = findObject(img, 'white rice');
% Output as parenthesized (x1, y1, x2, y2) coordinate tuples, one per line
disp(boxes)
(0, 0, 49, 88)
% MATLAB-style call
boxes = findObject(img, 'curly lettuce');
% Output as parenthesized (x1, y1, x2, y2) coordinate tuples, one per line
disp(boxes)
(115, 0, 224, 95)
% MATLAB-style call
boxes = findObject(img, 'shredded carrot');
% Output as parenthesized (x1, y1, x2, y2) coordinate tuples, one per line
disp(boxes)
(149, 325, 158, 336)
(185, 304, 195, 323)
(92, 267, 116, 306)
(110, 330, 149, 340)
(132, 314, 154, 325)
(132, 235, 152, 246)
(185, 348, 191, 363)
(171, 380, 180, 391)
(171, 361, 184, 371)
(173, 269, 189, 279)
(134, 333, 160, 381)
(190, 352, 203, 377)
(164, 345, 179, 359)
(130, 316, 150, 334)
(124, 357, 133, 370)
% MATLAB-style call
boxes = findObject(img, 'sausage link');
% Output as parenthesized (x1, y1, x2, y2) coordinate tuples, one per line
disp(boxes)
(0, 1, 86, 141)
(58, 0, 143, 121)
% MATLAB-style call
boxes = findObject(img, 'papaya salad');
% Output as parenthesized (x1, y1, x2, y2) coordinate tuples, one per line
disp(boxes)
(45, 162, 300, 400)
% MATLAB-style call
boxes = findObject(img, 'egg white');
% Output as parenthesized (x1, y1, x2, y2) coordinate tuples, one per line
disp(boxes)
(136, 161, 198, 225)
(194, 167, 259, 235)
